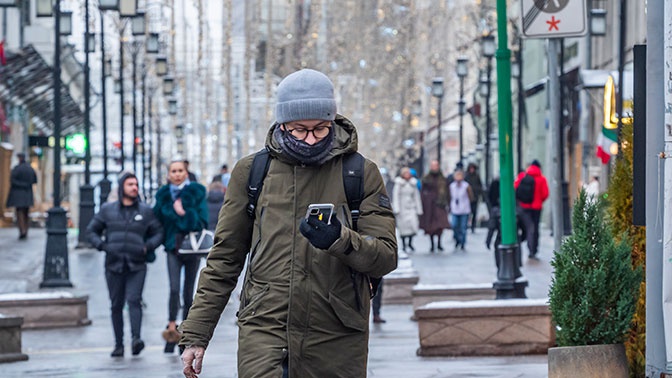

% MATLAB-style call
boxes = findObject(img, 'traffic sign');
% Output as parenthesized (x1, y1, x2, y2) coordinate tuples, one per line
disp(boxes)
(521, 0, 587, 39)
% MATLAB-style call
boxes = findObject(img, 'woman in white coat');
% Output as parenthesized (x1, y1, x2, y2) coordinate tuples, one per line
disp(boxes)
(392, 167, 423, 252)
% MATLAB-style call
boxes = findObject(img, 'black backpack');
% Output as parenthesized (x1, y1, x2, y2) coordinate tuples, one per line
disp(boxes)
(515, 174, 536, 204)
(246, 148, 382, 304)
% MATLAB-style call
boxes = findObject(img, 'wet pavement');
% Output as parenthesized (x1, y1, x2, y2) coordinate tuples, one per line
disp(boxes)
(0, 223, 554, 377)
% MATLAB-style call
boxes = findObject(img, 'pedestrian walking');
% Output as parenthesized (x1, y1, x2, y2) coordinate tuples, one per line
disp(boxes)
(154, 160, 209, 354)
(485, 177, 529, 266)
(464, 163, 483, 232)
(392, 167, 423, 252)
(445, 162, 463, 186)
(211, 164, 231, 194)
(420, 160, 450, 252)
(206, 181, 225, 232)
(179, 68, 397, 378)
(447, 170, 473, 250)
(514, 159, 549, 259)
(6, 152, 37, 239)
(371, 278, 386, 323)
(86, 172, 164, 357)
(183, 159, 198, 182)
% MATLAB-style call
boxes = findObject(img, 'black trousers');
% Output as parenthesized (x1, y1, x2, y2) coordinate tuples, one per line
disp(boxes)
(522, 209, 542, 255)
(372, 278, 384, 316)
(15, 207, 29, 236)
(167, 251, 201, 322)
(106, 268, 147, 346)
(469, 201, 478, 230)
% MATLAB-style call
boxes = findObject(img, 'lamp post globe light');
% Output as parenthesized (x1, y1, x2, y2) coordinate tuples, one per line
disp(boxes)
(39, 0, 72, 288)
(99, 0, 119, 10)
(155, 55, 168, 76)
(163, 76, 175, 95)
(131, 10, 145, 35)
(431, 77, 444, 169)
(146, 33, 160, 54)
(590, 8, 607, 36)
(119, 0, 137, 16)
(456, 56, 468, 167)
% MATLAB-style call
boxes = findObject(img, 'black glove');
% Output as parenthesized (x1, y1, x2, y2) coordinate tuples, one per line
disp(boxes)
(300, 216, 342, 250)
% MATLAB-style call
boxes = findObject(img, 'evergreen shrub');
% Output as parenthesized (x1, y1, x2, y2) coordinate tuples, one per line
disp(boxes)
(548, 189, 641, 346)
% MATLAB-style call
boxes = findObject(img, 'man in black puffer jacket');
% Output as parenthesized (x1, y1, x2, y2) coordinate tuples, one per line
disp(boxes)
(87, 172, 164, 358)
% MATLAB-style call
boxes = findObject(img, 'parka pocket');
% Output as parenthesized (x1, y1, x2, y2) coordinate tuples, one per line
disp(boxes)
(237, 282, 270, 320)
(328, 292, 367, 332)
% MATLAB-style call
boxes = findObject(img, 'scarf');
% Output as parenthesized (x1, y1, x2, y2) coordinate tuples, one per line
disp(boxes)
(169, 179, 190, 200)
(273, 124, 334, 166)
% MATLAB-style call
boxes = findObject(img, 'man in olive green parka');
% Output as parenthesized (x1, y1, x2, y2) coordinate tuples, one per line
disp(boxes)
(180, 69, 397, 378)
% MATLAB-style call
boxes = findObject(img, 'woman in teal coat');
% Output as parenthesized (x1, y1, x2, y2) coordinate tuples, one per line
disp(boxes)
(153, 160, 208, 353)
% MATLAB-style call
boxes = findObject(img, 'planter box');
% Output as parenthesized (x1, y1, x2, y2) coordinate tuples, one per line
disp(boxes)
(416, 298, 554, 356)
(548, 344, 628, 378)
(0, 315, 28, 363)
(0, 292, 91, 329)
(412, 283, 496, 313)
(381, 258, 420, 305)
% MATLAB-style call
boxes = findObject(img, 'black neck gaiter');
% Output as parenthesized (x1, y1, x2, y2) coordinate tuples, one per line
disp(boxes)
(273, 124, 334, 166)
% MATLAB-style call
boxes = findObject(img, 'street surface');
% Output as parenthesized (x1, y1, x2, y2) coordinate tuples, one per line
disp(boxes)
(0, 224, 553, 377)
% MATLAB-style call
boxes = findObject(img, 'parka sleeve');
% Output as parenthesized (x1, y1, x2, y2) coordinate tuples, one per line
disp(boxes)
(327, 159, 398, 278)
(178, 156, 255, 349)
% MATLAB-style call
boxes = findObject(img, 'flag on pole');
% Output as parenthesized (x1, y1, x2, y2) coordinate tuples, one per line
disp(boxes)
(596, 125, 617, 164)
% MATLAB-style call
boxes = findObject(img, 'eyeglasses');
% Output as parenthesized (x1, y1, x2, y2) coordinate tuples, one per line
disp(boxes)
(284, 123, 332, 141)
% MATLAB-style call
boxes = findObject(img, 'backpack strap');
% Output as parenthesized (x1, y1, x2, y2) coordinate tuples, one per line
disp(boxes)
(342, 152, 364, 231)
(246, 148, 272, 219)
(342, 153, 381, 301)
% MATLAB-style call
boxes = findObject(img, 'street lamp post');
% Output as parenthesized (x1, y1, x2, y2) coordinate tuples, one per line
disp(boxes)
(98, 1, 118, 204)
(76, 0, 95, 249)
(431, 77, 444, 168)
(456, 57, 468, 167)
(130, 11, 145, 175)
(481, 34, 495, 187)
(39, 0, 72, 288)
(142, 34, 160, 197)
(493, 0, 527, 299)
(117, 0, 138, 172)
(511, 47, 524, 174)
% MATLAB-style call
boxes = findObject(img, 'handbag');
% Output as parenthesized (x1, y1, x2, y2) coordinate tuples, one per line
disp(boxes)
(178, 230, 214, 257)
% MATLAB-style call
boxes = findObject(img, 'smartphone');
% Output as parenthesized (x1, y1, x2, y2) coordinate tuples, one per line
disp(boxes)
(305, 203, 335, 225)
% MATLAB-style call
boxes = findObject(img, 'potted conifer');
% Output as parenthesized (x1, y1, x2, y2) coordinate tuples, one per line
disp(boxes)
(547, 189, 642, 378)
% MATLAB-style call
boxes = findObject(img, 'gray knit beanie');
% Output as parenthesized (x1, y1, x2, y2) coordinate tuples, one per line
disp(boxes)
(275, 69, 337, 124)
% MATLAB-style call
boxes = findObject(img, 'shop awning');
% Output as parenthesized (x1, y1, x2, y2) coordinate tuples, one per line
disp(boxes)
(0, 44, 83, 135)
